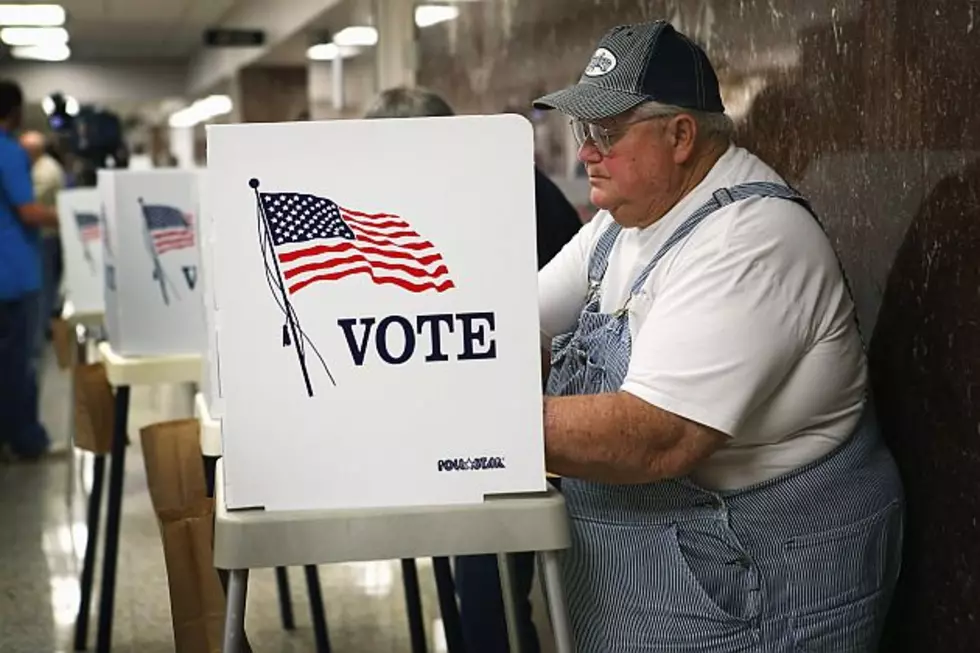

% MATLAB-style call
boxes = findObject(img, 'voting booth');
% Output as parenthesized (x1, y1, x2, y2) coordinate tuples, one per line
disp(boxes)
(57, 188, 105, 315)
(205, 115, 546, 511)
(196, 176, 224, 419)
(99, 169, 206, 357)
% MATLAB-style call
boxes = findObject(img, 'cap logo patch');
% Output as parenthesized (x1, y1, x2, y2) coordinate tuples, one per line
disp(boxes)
(584, 48, 617, 77)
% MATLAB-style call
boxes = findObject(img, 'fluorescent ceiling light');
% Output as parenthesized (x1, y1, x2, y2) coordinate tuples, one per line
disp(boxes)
(306, 43, 359, 61)
(333, 26, 378, 47)
(415, 5, 460, 28)
(0, 4, 65, 26)
(1, 26, 69, 46)
(169, 95, 233, 128)
(11, 43, 69, 61)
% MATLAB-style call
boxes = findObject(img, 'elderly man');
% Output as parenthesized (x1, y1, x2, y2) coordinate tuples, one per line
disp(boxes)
(532, 21, 903, 651)
(20, 130, 66, 350)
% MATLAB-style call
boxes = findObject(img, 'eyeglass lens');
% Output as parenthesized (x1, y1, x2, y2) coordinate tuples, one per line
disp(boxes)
(570, 120, 610, 152)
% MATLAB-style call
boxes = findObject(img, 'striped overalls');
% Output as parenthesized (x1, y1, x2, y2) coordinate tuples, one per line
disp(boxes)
(546, 183, 904, 652)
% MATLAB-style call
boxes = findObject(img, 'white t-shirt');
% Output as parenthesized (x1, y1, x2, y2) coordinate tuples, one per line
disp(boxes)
(539, 144, 866, 490)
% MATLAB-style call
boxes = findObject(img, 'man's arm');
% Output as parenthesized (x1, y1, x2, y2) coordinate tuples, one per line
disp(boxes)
(1, 148, 57, 228)
(17, 203, 58, 228)
(543, 391, 727, 484)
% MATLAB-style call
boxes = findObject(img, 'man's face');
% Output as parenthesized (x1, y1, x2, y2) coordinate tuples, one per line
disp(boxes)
(577, 112, 683, 229)
(19, 130, 43, 163)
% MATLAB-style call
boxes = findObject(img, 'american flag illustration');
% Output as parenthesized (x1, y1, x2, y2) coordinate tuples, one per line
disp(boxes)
(75, 211, 100, 272)
(257, 191, 454, 295)
(75, 211, 100, 242)
(142, 204, 195, 255)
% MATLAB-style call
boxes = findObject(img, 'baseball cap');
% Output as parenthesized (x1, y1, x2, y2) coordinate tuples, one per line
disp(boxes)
(532, 21, 725, 121)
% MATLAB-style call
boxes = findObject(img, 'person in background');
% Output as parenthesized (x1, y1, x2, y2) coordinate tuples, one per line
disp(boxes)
(20, 130, 66, 349)
(364, 86, 583, 268)
(531, 21, 903, 650)
(364, 86, 582, 652)
(0, 80, 59, 461)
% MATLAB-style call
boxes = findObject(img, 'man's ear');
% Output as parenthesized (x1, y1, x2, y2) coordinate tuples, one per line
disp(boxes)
(670, 113, 698, 164)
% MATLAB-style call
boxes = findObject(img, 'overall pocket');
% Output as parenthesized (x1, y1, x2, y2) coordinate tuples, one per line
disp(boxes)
(785, 500, 903, 651)
(564, 516, 760, 652)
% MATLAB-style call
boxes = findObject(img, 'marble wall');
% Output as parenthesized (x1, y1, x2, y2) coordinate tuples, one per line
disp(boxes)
(418, 0, 979, 648)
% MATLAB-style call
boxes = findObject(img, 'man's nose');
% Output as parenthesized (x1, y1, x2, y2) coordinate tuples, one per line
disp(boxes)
(577, 140, 602, 164)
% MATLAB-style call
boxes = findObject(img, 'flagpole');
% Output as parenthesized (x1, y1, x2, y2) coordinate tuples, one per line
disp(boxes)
(138, 197, 169, 306)
(250, 178, 314, 398)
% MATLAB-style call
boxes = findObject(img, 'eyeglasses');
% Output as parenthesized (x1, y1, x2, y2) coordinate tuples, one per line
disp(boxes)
(569, 114, 669, 154)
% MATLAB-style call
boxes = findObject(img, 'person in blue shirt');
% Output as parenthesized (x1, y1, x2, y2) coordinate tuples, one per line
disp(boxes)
(0, 79, 59, 460)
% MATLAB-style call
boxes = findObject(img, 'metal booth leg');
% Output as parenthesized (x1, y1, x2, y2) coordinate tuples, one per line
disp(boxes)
(497, 552, 523, 653)
(223, 569, 250, 653)
(303, 565, 331, 653)
(538, 551, 574, 653)
(72, 453, 106, 651)
(432, 556, 466, 653)
(71, 324, 100, 652)
(94, 385, 130, 652)
(274, 567, 296, 630)
(400, 558, 427, 653)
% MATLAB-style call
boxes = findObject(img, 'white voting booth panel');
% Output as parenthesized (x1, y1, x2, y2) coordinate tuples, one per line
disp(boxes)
(99, 169, 206, 357)
(56, 188, 104, 315)
(206, 115, 546, 512)
(197, 172, 224, 418)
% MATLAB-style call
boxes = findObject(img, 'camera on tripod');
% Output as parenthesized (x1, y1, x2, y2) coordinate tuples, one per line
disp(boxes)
(43, 91, 129, 185)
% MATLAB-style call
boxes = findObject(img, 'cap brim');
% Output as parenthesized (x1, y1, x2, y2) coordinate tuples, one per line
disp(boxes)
(532, 82, 647, 121)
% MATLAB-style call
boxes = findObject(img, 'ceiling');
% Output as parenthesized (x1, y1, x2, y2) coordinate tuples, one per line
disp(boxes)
(1, 0, 239, 60)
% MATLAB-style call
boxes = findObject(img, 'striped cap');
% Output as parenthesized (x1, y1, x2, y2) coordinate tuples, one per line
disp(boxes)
(533, 21, 725, 121)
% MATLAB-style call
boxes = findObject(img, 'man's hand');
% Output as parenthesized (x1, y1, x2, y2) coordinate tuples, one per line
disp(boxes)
(543, 391, 727, 484)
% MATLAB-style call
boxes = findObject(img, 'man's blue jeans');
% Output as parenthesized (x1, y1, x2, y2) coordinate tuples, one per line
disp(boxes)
(455, 552, 541, 653)
(0, 292, 50, 458)
(39, 234, 63, 346)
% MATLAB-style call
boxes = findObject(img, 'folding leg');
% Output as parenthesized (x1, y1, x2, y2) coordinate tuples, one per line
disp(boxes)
(94, 385, 130, 652)
(275, 567, 296, 630)
(538, 551, 574, 653)
(304, 565, 331, 653)
(497, 552, 523, 653)
(73, 453, 105, 651)
(400, 558, 427, 653)
(223, 569, 250, 653)
(432, 556, 466, 653)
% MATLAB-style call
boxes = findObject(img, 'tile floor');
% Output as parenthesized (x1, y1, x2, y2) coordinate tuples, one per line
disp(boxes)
(0, 345, 557, 652)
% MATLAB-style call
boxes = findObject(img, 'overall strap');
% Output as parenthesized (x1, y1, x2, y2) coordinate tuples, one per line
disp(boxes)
(724, 182, 865, 347)
(587, 222, 623, 284)
(623, 183, 803, 297)
(626, 181, 865, 347)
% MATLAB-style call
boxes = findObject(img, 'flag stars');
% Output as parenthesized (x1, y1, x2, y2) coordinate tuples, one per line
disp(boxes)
(262, 192, 356, 246)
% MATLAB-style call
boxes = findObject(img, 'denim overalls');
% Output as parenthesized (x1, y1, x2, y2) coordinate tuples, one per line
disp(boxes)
(546, 183, 904, 652)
